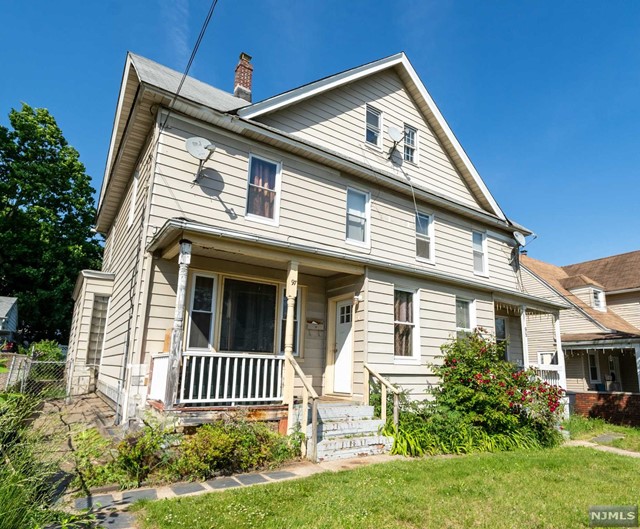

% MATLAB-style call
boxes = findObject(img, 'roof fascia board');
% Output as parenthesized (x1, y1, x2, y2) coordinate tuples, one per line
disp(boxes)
(149, 218, 565, 311)
(98, 54, 136, 212)
(564, 338, 640, 348)
(240, 53, 505, 221)
(607, 287, 640, 295)
(522, 264, 611, 332)
(238, 53, 405, 119)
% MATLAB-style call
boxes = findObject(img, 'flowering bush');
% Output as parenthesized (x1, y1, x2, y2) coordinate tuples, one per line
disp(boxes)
(386, 330, 564, 455)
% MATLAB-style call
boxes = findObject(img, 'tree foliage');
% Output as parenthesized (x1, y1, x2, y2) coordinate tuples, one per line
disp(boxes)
(0, 103, 102, 342)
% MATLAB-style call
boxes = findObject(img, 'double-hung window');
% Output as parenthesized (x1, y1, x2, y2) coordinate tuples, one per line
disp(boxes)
(187, 275, 216, 349)
(495, 316, 508, 359)
(394, 289, 418, 359)
(415, 213, 434, 262)
(246, 155, 281, 223)
(472, 231, 488, 275)
(345, 187, 369, 246)
(456, 298, 475, 338)
(404, 125, 417, 163)
(365, 105, 382, 148)
(588, 352, 601, 383)
(593, 289, 606, 311)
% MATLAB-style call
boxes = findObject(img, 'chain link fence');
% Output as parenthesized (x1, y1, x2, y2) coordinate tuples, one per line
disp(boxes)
(3, 353, 67, 399)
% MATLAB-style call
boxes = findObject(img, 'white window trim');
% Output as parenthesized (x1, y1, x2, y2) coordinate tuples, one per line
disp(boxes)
(456, 298, 476, 334)
(538, 351, 558, 366)
(592, 288, 606, 311)
(472, 230, 489, 277)
(364, 104, 383, 150)
(403, 124, 419, 165)
(394, 288, 421, 365)
(345, 186, 371, 248)
(127, 171, 139, 228)
(278, 286, 303, 357)
(588, 351, 601, 383)
(244, 154, 282, 227)
(415, 212, 435, 264)
(186, 273, 218, 352)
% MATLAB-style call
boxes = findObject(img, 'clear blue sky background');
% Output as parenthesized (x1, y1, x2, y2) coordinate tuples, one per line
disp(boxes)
(2, 1, 638, 265)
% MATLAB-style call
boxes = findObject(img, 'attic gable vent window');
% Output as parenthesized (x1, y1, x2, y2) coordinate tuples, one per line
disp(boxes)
(404, 124, 417, 163)
(365, 105, 382, 148)
(593, 289, 606, 311)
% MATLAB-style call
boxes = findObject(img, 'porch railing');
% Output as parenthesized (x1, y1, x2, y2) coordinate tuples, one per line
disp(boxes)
(364, 363, 400, 428)
(532, 364, 562, 387)
(287, 355, 318, 461)
(179, 352, 285, 406)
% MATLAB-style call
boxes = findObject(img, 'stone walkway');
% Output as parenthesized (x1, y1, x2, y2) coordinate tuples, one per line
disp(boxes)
(565, 439, 640, 458)
(74, 454, 401, 529)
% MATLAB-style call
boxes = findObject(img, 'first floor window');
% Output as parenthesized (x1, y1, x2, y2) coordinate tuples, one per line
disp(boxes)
(394, 290, 415, 357)
(588, 352, 600, 383)
(416, 212, 433, 261)
(188, 275, 216, 349)
(346, 187, 369, 244)
(495, 316, 507, 359)
(280, 290, 301, 356)
(220, 279, 277, 353)
(246, 155, 280, 221)
(472, 231, 487, 275)
(456, 298, 473, 337)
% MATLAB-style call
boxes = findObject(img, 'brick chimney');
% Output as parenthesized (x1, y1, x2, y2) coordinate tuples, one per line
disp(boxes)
(234, 52, 253, 102)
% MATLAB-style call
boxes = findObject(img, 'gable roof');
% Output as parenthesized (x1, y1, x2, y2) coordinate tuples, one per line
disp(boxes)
(562, 250, 640, 292)
(0, 297, 17, 319)
(238, 52, 506, 221)
(521, 255, 640, 337)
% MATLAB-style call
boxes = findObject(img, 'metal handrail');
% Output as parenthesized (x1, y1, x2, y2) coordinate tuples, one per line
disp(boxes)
(286, 355, 319, 461)
(364, 363, 400, 428)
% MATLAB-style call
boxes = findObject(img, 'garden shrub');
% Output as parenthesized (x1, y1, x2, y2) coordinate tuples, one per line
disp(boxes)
(174, 418, 300, 481)
(386, 330, 564, 456)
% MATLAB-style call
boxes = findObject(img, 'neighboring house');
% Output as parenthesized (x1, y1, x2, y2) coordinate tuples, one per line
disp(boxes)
(0, 297, 18, 345)
(521, 252, 640, 423)
(67, 51, 564, 458)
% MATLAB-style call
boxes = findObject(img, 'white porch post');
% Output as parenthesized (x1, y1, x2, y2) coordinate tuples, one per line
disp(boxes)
(520, 305, 529, 369)
(634, 345, 640, 393)
(283, 261, 298, 433)
(164, 239, 191, 409)
(554, 312, 567, 389)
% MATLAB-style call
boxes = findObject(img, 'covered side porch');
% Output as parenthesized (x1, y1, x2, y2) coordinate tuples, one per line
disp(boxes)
(143, 221, 370, 432)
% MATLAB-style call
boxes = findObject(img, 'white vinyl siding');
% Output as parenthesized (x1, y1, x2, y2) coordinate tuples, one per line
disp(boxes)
(245, 155, 281, 225)
(404, 124, 417, 163)
(365, 105, 382, 148)
(415, 212, 434, 263)
(472, 230, 487, 276)
(345, 187, 370, 246)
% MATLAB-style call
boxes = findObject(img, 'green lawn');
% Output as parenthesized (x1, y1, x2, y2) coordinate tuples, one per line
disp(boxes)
(135, 447, 640, 529)
(0, 360, 8, 374)
(565, 415, 640, 452)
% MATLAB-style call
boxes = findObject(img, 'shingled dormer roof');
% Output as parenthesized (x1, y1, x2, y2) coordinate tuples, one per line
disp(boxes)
(562, 250, 640, 292)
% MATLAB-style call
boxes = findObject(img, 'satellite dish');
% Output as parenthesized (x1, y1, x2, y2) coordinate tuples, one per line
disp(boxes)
(388, 126, 404, 143)
(185, 137, 215, 160)
(513, 231, 526, 246)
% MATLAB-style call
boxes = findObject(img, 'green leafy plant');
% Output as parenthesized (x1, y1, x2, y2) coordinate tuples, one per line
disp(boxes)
(31, 339, 64, 361)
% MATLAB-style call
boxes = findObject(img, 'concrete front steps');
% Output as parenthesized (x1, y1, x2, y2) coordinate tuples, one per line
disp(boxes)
(293, 402, 393, 462)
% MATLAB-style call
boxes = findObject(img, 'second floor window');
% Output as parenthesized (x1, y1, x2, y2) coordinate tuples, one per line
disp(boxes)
(416, 213, 433, 262)
(365, 105, 381, 147)
(472, 231, 487, 275)
(346, 187, 369, 245)
(404, 125, 417, 163)
(246, 155, 280, 222)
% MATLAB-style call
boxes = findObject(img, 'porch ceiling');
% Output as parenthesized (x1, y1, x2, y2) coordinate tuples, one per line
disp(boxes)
(154, 227, 365, 278)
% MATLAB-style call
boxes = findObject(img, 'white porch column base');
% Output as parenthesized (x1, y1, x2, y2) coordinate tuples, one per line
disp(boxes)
(284, 262, 298, 433)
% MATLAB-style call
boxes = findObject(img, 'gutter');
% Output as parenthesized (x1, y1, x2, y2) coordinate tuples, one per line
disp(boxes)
(148, 218, 567, 311)
(563, 337, 640, 348)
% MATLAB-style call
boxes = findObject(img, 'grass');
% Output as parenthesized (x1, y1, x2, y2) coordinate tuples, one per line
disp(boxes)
(0, 359, 8, 373)
(135, 447, 640, 529)
(564, 415, 640, 452)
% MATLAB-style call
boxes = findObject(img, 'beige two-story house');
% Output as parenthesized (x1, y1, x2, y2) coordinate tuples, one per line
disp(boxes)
(67, 51, 565, 458)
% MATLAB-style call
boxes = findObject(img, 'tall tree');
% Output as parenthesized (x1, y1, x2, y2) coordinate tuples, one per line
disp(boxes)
(0, 104, 102, 342)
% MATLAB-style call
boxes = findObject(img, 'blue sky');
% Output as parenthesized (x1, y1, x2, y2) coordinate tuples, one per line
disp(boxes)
(2, 1, 638, 265)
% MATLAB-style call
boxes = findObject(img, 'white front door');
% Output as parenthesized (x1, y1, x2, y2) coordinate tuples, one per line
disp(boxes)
(333, 300, 353, 394)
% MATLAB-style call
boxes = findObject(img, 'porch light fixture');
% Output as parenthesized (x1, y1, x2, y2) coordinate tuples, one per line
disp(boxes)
(354, 293, 364, 304)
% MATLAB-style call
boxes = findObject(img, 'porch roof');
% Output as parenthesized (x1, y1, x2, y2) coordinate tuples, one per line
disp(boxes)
(148, 217, 568, 311)
(562, 332, 640, 348)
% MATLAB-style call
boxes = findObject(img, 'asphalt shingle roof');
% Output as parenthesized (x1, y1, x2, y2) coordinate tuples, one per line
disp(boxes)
(0, 297, 17, 319)
(562, 250, 640, 292)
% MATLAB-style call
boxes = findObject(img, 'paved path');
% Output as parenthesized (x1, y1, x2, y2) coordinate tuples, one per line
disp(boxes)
(74, 454, 402, 529)
(564, 439, 640, 458)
